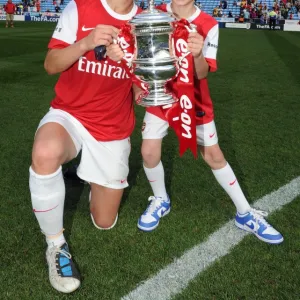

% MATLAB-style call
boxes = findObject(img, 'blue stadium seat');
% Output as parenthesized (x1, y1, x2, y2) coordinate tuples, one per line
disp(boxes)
(0, 0, 298, 19)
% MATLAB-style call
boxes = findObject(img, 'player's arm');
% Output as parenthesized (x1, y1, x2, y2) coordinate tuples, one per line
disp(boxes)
(187, 32, 209, 80)
(45, 25, 118, 75)
(193, 50, 209, 80)
(188, 24, 219, 79)
(44, 0, 118, 75)
(45, 42, 87, 75)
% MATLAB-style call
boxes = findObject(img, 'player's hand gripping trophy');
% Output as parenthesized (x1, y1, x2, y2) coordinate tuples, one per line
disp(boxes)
(130, 0, 178, 106)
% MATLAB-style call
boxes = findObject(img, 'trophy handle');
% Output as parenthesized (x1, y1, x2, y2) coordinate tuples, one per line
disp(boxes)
(94, 45, 107, 61)
(94, 39, 118, 61)
(148, 0, 155, 12)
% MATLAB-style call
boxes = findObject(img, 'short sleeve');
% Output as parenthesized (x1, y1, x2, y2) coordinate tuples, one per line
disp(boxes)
(48, 0, 78, 49)
(202, 24, 219, 72)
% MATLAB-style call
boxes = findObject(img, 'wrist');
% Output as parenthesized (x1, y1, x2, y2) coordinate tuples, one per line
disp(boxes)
(78, 38, 89, 54)
(194, 51, 203, 59)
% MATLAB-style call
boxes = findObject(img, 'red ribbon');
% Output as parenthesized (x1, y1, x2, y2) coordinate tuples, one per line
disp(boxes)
(166, 19, 198, 158)
(117, 24, 150, 103)
(117, 24, 135, 75)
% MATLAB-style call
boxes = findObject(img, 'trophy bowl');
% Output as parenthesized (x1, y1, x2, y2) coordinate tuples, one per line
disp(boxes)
(130, 1, 178, 106)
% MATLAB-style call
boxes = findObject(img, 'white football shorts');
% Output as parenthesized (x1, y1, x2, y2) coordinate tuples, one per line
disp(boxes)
(37, 108, 131, 189)
(142, 111, 218, 146)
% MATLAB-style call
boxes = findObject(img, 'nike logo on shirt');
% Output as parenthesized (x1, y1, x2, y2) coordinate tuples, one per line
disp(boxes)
(82, 25, 95, 32)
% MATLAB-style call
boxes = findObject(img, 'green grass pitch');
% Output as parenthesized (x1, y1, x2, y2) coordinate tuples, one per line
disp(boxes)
(0, 22, 300, 299)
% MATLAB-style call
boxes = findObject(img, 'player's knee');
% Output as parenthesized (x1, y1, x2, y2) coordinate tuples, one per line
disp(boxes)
(211, 153, 226, 168)
(141, 141, 161, 167)
(92, 214, 117, 230)
(201, 147, 226, 169)
(32, 140, 65, 174)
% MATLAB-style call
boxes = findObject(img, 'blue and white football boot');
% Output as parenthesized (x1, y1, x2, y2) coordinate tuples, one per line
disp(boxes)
(46, 243, 81, 293)
(235, 208, 283, 244)
(138, 196, 171, 232)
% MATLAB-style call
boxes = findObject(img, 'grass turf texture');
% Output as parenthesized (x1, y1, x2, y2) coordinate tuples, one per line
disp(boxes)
(0, 22, 299, 299)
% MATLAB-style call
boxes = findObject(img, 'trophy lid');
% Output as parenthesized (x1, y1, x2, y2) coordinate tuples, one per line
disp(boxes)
(130, 8, 175, 25)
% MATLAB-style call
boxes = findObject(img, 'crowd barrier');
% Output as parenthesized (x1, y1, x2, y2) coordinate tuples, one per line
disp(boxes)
(0, 12, 60, 22)
(283, 19, 300, 31)
(214, 17, 235, 23)
(24, 12, 61, 22)
(224, 22, 285, 30)
(0, 14, 24, 21)
(222, 19, 299, 31)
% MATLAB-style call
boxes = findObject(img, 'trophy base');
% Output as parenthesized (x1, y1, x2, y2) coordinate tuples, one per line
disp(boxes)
(139, 82, 177, 107)
(139, 94, 175, 107)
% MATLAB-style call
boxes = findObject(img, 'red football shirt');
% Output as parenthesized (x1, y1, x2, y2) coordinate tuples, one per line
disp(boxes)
(147, 4, 219, 125)
(5, 2, 16, 14)
(48, 0, 140, 141)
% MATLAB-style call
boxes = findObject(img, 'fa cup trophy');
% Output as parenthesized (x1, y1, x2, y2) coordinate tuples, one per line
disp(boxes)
(130, 0, 178, 106)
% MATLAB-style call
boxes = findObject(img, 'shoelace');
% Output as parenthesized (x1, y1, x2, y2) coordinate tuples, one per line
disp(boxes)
(145, 196, 165, 216)
(49, 247, 72, 274)
(250, 208, 270, 229)
(56, 248, 72, 260)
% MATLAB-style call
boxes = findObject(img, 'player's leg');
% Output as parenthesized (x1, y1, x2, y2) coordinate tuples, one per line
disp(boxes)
(30, 110, 82, 293)
(5, 14, 9, 28)
(138, 112, 170, 231)
(76, 137, 131, 230)
(10, 15, 14, 28)
(197, 121, 283, 244)
(89, 184, 122, 229)
(198, 145, 251, 214)
(142, 138, 167, 199)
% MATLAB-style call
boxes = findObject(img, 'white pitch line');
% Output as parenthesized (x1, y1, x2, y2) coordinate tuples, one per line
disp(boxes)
(122, 176, 300, 300)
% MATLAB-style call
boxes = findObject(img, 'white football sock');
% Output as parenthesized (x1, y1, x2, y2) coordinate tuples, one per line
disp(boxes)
(46, 232, 66, 248)
(212, 163, 251, 214)
(29, 166, 66, 247)
(143, 161, 169, 201)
